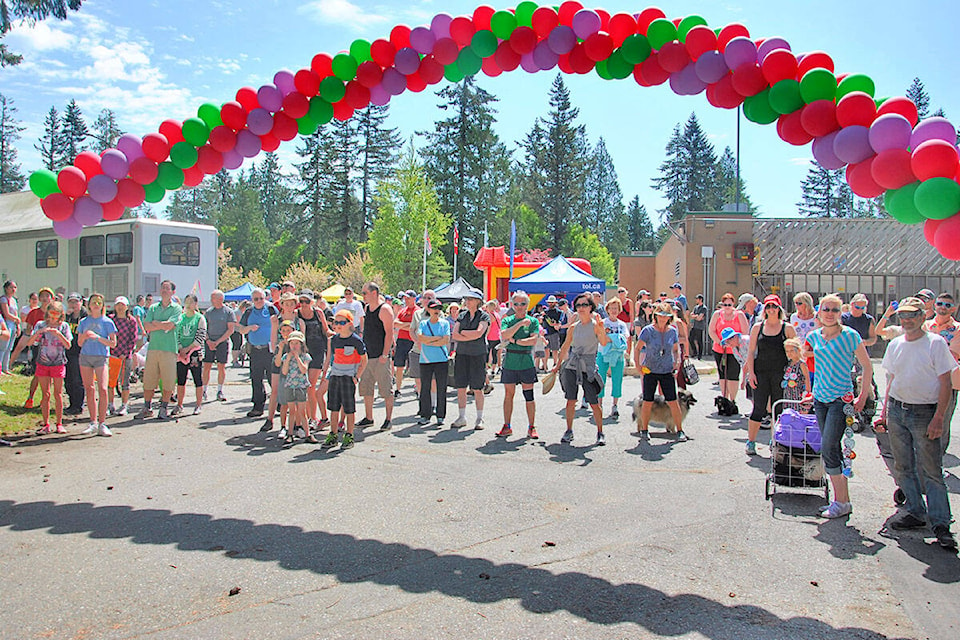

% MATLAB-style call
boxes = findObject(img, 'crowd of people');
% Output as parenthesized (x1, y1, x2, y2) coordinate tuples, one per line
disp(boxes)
(0, 277, 955, 550)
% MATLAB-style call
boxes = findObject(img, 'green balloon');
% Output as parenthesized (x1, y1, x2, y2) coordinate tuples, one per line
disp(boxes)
(297, 115, 319, 136)
(915, 177, 960, 220)
(169, 142, 199, 169)
(156, 162, 184, 190)
(457, 48, 482, 77)
(181, 117, 210, 147)
(490, 10, 517, 40)
(197, 102, 223, 129)
(515, 1, 538, 27)
(836, 73, 875, 99)
(29, 169, 60, 198)
(743, 89, 779, 125)
(884, 182, 924, 224)
(143, 181, 166, 204)
(874, 96, 889, 109)
(471, 30, 499, 57)
(444, 63, 464, 83)
(594, 59, 613, 81)
(799, 68, 836, 104)
(349, 39, 372, 63)
(646, 18, 678, 50)
(768, 79, 804, 115)
(320, 77, 346, 103)
(331, 53, 358, 81)
(620, 34, 651, 64)
(677, 15, 708, 42)
(308, 96, 334, 124)
(605, 50, 633, 80)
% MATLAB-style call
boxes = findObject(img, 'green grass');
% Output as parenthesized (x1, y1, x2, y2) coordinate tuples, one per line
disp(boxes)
(0, 371, 43, 435)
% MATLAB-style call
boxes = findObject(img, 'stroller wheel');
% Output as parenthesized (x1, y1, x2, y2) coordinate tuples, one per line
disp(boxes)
(893, 488, 906, 506)
(765, 477, 772, 501)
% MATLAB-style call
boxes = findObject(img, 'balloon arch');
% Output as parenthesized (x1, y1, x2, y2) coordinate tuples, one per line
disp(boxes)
(27, 3, 960, 258)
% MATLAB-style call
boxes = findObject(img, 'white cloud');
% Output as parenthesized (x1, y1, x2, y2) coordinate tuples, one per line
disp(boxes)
(299, 0, 390, 28)
(789, 157, 812, 167)
(4, 20, 76, 51)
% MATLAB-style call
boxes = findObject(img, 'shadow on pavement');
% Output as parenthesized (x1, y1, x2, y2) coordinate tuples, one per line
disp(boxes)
(542, 441, 594, 466)
(878, 523, 960, 584)
(813, 519, 886, 561)
(0, 498, 912, 639)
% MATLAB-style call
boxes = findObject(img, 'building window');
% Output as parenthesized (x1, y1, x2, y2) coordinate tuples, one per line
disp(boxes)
(106, 232, 133, 264)
(79, 235, 105, 266)
(160, 234, 200, 266)
(36, 239, 58, 269)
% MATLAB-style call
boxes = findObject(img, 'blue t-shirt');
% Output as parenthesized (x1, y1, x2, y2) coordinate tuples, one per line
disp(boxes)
(638, 324, 679, 374)
(78, 315, 117, 357)
(806, 326, 863, 402)
(241, 304, 276, 347)
(418, 318, 450, 363)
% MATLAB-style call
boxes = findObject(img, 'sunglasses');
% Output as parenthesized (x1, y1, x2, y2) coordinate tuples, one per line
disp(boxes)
(820, 307, 841, 313)
(721, 303, 733, 307)
(852, 304, 866, 310)
(897, 310, 923, 319)
(252, 297, 264, 301)
(764, 304, 778, 309)
(575, 303, 591, 308)
(936, 301, 954, 308)
(333, 320, 350, 326)
(513, 302, 527, 307)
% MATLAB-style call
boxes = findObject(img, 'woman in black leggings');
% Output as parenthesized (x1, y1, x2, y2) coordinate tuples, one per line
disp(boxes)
(743, 294, 796, 455)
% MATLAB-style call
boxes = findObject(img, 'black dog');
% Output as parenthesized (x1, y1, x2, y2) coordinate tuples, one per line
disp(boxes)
(715, 395, 739, 417)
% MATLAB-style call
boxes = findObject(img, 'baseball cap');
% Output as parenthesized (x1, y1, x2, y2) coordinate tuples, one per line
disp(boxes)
(280, 319, 296, 329)
(268, 282, 280, 290)
(335, 309, 354, 323)
(720, 327, 739, 343)
(298, 289, 314, 302)
(67, 292, 82, 302)
(279, 292, 297, 303)
(762, 294, 782, 307)
(114, 296, 130, 306)
(287, 330, 305, 344)
(405, 289, 417, 298)
(638, 289, 650, 296)
(916, 288, 936, 301)
(671, 282, 682, 290)
(38, 287, 55, 297)
(737, 293, 756, 309)
(897, 296, 925, 312)
(462, 288, 483, 300)
(427, 300, 443, 310)
(281, 280, 295, 289)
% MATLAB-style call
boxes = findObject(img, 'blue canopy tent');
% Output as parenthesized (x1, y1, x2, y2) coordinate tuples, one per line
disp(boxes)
(222, 282, 255, 302)
(507, 256, 605, 299)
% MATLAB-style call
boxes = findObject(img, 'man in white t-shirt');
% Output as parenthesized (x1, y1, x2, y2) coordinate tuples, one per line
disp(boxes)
(880, 296, 957, 551)
(334, 287, 364, 332)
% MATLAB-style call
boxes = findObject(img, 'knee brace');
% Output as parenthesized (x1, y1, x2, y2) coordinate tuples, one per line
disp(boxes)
(523, 388, 535, 402)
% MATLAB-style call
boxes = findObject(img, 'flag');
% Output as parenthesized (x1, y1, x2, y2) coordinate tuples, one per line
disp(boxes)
(424, 223, 432, 255)
(509, 219, 517, 279)
(453, 222, 459, 256)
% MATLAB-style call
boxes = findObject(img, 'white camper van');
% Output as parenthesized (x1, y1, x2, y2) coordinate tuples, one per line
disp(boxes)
(0, 191, 218, 306)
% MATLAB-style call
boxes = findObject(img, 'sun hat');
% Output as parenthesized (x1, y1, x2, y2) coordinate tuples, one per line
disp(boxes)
(762, 294, 782, 307)
(287, 330, 305, 344)
(279, 292, 297, 303)
(545, 295, 557, 303)
(720, 327, 739, 343)
(114, 296, 130, 306)
(897, 296, 925, 312)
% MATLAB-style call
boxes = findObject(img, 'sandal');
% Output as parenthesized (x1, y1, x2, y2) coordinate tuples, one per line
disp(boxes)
(36, 424, 51, 435)
(304, 434, 318, 444)
(283, 435, 294, 445)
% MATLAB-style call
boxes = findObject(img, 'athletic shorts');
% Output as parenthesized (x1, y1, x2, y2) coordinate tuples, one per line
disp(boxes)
(561, 368, 602, 405)
(203, 341, 229, 364)
(546, 333, 561, 351)
(36, 363, 65, 379)
(327, 375, 356, 413)
(714, 351, 741, 382)
(285, 387, 307, 403)
(408, 354, 421, 378)
(177, 360, 203, 387)
(359, 357, 393, 397)
(79, 354, 108, 369)
(307, 343, 326, 369)
(501, 367, 538, 386)
(230, 332, 242, 349)
(143, 350, 177, 392)
(642, 372, 678, 402)
(454, 353, 486, 390)
(393, 338, 414, 367)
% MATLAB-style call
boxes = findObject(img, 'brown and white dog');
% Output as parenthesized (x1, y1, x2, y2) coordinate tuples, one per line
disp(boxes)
(630, 390, 697, 433)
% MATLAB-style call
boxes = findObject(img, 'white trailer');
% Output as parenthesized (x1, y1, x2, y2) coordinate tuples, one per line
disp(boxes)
(0, 191, 218, 306)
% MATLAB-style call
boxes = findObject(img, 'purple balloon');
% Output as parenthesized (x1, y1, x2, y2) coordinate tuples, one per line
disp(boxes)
(53, 215, 83, 239)
(572, 9, 601, 39)
(833, 125, 873, 165)
(381, 68, 407, 95)
(222, 149, 243, 170)
(234, 130, 261, 158)
(911, 117, 957, 149)
(520, 51, 539, 73)
(670, 64, 707, 96)
(409, 27, 436, 54)
(394, 47, 421, 75)
(369, 84, 391, 106)
(869, 113, 913, 153)
(812, 131, 845, 170)
(532, 41, 559, 71)
(74, 196, 103, 226)
(757, 37, 791, 62)
(246, 108, 275, 136)
(87, 174, 118, 204)
(694, 51, 728, 84)
(723, 37, 757, 70)
(100, 149, 129, 180)
(116, 134, 144, 163)
(431, 13, 452, 39)
(257, 84, 283, 112)
(547, 25, 577, 55)
(273, 70, 296, 96)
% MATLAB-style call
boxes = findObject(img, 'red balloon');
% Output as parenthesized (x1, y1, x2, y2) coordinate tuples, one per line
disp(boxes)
(706, 75, 744, 109)
(495, 40, 522, 71)
(332, 101, 354, 122)
(74, 150, 103, 180)
(596, 9, 610, 31)
(41, 193, 74, 221)
(871, 149, 915, 189)
(924, 218, 943, 245)
(717, 23, 750, 52)
(271, 112, 299, 141)
(658, 41, 689, 73)
(406, 72, 428, 92)
(158, 119, 186, 145)
(370, 39, 396, 67)
(568, 43, 596, 74)
(220, 101, 247, 130)
(684, 25, 718, 61)
(797, 51, 834, 76)
(294, 69, 321, 96)
(343, 81, 371, 110)
(583, 32, 614, 62)
(637, 7, 666, 34)
(449, 16, 476, 46)
(672, 17, 682, 29)
(57, 166, 87, 198)
(934, 213, 960, 259)
(638, 55, 669, 85)
(800, 100, 840, 137)
(846, 158, 884, 198)
(419, 55, 445, 84)
(556, 53, 574, 75)
(433, 37, 460, 65)
(509, 26, 538, 55)
(531, 7, 559, 36)
(558, 1, 584, 27)
(731, 63, 767, 97)
(390, 24, 412, 49)
(761, 49, 797, 85)
(116, 178, 145, 208)
(141, 133, 170, 163)
(836, 91, 877, 128)
(472, 6, 494, 31)
(196, 146, 224, 174)
(235, 86, 260, 111)
(356, 61, 383, 88)
(128, 157, 159, 185)
(481, 56, 503, 77)
(877, 97, 919, 128)
(282, 92, 310, 119)
(208, 126, 236, 153)
(607, 13, 638, 46)
(776, 111, 813, 146)
(911, 140, 960, 181)
(311, 53, 333, 78)
(101, 198, 125, 221)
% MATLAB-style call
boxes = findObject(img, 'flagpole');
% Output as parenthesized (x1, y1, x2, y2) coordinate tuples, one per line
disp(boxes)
(422, 221, 428, 292)
(453, 221, 458, 281)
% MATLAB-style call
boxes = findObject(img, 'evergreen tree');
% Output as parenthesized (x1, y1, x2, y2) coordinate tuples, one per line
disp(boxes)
(626, 196, 656, 252)
(249, 152, 297, 239)
(582, 137, 627, 257)
(0, 93, 26, 192)
(90, 108, 123, 152)
(484, 165, 550, 252)
(218, 178, 269, 272)
(0, 0, 83, 67)
(715, 146, 755, 212)
(295, 129, 334, 265)
(797, 161, 855, 218)
(35, 106, 64, 170)
(325, 118, 363, 258)
(906, 77, 931, 120)
(164, 183, 209, 225)
(355, 104, 400, 231)
(60, 99, 88, 163)
(652, 113, 720, 222)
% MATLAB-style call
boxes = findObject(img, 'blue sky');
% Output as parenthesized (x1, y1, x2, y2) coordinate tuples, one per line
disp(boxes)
(3, 0, 959, 227)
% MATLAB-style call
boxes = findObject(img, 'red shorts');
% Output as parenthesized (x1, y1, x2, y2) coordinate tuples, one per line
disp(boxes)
(36, 364, 66, 379)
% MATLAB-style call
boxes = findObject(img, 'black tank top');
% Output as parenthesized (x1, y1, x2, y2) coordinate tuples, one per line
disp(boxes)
(364, 303, 386, 358)
(298, 309, 326, 355)
(755, 322, 788, 372)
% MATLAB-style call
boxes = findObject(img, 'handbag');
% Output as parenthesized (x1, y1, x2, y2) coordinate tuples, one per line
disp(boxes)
(682, 357, 699, 385)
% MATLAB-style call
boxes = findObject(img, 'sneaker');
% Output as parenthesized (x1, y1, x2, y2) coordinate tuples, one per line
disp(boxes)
(451, 417, 468, 428)
(820, 501, 853, 519)
(482, 383, 494, 395)
(527, 426, 539, 439)
(55, 424, 66, 434)
(676, 431, 689, 442)
(322, 432, 339, 448)
(357, 417, 374, 427)
(117, 404, 128, 416)
(318, 417, 330, 428)
(169, 405, 183, 417)
(611, 406, 620, 419)
(561, 429, 574, 443)
(496, 425, 513, 438)
(340, 433, 355, 449)
(308, 419, 318, 430)
(24, 398, 34, 409)
(246, 408, 264, 418)
(135, 407, 154, 420)
(394, 389, 401, 398)
(157, 404, 169, 420)
(745, 441, 757, 456)
(81, 423, 98, 435)
(933, 525, 958, 551)
(416, 416, 431, 425)
(295, 426, 306, 439)
(0, 438, 11, 446)
(192, 405, 202, 415)
(202, 389, 208, 401)
(435, 419, 445, 427)
(36, 424, 51, 435)
(217, 391, 227, 402)
(259, 419, 274, 432)
(638, 429, 649, 440)
(380, 419, 391, 431)
(98, 423, 113, 437)
(278, 427, 287, 439)
(474, 419, 484, 430)
(596, 431, 606, 446)
(889, 513, 927, 530)
(107, 404, 118, 417)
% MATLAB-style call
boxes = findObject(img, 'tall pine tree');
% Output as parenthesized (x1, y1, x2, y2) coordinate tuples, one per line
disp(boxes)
(0, 0, 82, 67)
(355, 104, 400, 231)
(652, 113, 720, 222)
(35, 106, 64, 170)
(715, 146, 755, 212)
(295, 130, 334, 264)
(60, 99, 88, 163)
(0, 93, 26, 192)
(797, 161, 854, 218)
(582, 137, 627, 257)
(250, 152, 297, 239)
(626, 196, 656, 252)
(90, 108, 124, 153)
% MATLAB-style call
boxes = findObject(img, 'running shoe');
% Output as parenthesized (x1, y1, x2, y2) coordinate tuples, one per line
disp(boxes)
(496, 425, 513, 438)
(527, 426, 539, 439)
(596, 431, 606, 446)
(322, 432, 339, 448)
(820, 501, 853, 519)
(341, 433, 355, 449)
(561, 429, 574, 443)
